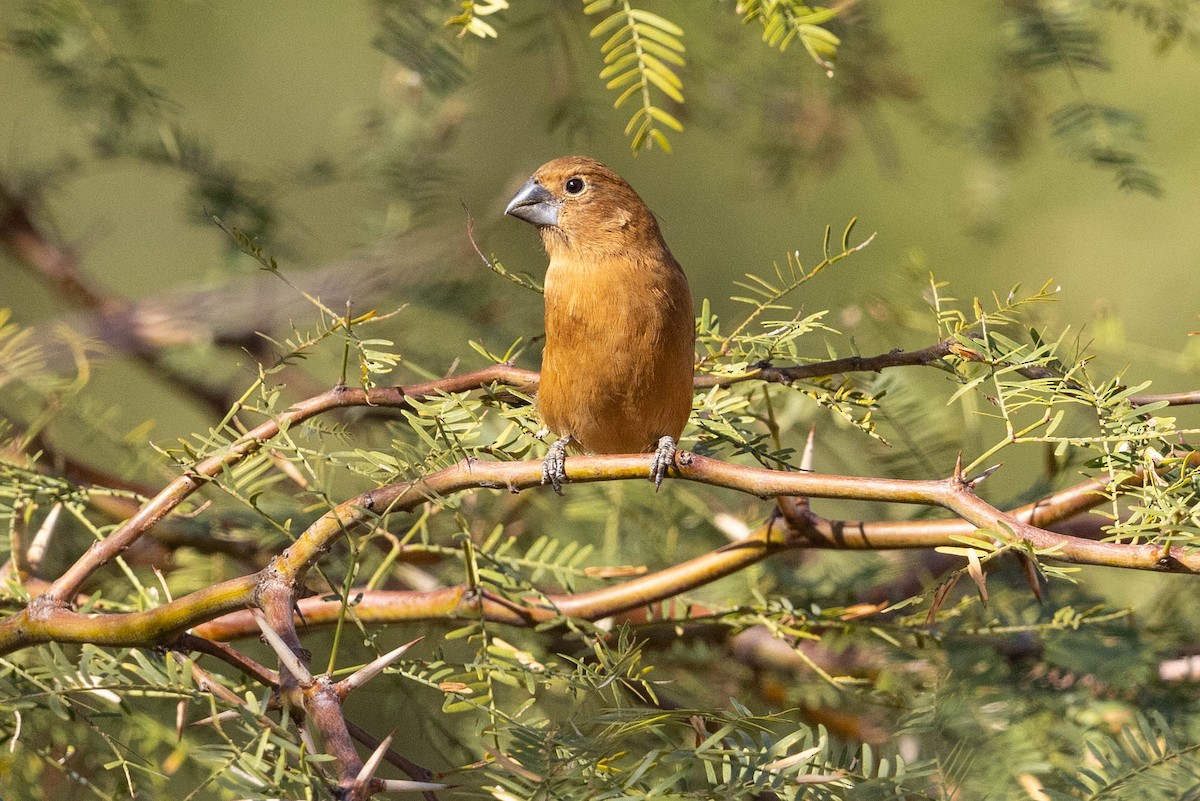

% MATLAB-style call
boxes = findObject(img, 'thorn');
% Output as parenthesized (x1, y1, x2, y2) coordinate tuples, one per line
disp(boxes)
(784, 424, 818, 515)
(355, 729, 396, 786)
(965, 548, 988, 604)
(153, 567, 173, 604)
(339, 638, 422, 698)
(175, 698, 188, 741)
(712, 512, 752, 542)
(299, 721, 319, 757)
(379, 778, 450, 793)
(252, 609, 313, 685)
(7, 710, 18, 752)
(1016, 552, 1045, 604)
(191, 709, 241, 727)
(800, 425, 816, 473)
(293, 600, 309, 629)
(967, 463, 1003, 488)
(26, 502, 63, 571)
(952, 452, 964, 484)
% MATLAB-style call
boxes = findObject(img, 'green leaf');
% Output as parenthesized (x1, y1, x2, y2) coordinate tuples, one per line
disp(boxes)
(626, 8, 683, 36)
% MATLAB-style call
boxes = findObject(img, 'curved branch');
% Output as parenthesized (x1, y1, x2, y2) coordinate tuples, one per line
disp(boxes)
(2, 451, 1190, 655)
(39, 364, 537, 605)
(15, 576, 259, 651)
(186, 462, 1171, 641)
(775, 466, 1139, 546)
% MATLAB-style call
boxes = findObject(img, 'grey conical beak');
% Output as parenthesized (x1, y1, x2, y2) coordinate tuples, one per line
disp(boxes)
(505, 178, 559, 227)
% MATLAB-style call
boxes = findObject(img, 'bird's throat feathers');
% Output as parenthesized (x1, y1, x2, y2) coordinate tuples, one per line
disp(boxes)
(538, 211, 668, 263)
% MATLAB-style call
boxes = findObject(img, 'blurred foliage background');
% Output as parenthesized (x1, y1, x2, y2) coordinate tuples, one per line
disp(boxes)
(2, 1, 1200, 799)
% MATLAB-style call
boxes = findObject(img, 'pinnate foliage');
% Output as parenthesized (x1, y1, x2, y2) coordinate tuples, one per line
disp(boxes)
(585, 0, 688, 153)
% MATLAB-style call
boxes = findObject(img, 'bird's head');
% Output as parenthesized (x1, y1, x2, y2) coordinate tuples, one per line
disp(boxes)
(504, 156, 664, 259)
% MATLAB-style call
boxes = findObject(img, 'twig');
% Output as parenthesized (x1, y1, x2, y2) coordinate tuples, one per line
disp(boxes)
(1125, 389, 1200, 407)
(37, 364, 537, 606)
(695, 340, 957, 388)
(172, 632, 280, 686)
(696, 336, 1200, 407)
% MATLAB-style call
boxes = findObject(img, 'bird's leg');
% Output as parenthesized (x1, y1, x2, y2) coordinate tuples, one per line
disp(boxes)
(649, 435, 678, 491)
(541, 435, 573, 495)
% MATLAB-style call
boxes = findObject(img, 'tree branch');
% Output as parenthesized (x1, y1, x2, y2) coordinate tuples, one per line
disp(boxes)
(694, 340, 957, 388)
(696, 336, 1200, 407)
(4, 449, 1193, 656)
(36, 364, 537, 606)
(188, 466, 1149, 640)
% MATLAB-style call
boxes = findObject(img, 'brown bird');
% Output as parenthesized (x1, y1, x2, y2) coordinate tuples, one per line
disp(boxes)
(505, 156, 695, 493)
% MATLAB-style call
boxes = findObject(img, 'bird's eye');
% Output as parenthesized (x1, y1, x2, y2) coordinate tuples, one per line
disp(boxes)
(564, 176, 586, 195)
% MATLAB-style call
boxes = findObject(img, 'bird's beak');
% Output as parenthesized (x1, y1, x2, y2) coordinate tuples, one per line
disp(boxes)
(505, 178, 559, 227)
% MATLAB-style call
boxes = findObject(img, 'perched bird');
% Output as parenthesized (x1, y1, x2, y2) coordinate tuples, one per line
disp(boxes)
(504, 156, 695, 492)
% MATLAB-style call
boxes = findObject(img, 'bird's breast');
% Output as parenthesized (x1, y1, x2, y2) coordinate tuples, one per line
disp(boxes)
(538, 251, 695, 454)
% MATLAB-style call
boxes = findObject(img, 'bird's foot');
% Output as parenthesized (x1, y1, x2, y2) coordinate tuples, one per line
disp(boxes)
(541, 436, 572, 495)
(650, 435, 678, 491)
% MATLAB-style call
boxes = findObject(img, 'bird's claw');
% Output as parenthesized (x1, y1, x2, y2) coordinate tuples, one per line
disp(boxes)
(650, 435, 677, 491)
(541, 436, 571, 495)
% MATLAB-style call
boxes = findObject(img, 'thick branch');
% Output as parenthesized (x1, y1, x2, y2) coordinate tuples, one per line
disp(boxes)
(14, 576, 259, 651)
(188, 469, 1144, 640)
(3, 451, 1188, 655)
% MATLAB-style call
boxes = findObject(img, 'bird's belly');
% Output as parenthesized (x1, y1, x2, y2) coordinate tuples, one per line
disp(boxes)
(540, 371, 689, 453)
(540, 382, 668, 454)
(538, 318, 692, 454)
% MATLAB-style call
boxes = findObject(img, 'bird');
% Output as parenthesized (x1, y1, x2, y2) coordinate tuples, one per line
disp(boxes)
(504, 155, 695, 493)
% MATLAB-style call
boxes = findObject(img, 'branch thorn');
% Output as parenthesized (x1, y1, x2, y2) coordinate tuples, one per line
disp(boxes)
(800, 425, 816, 473)
(27, 502, 63, 572)
(252, 609, 313, 685)
(1015, 551, 1046, 604)
(967, 463, 1003, 488)
(355, 728, 449, 793)
(338, 638, 422, 698)
(355, 728, 395, 787)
